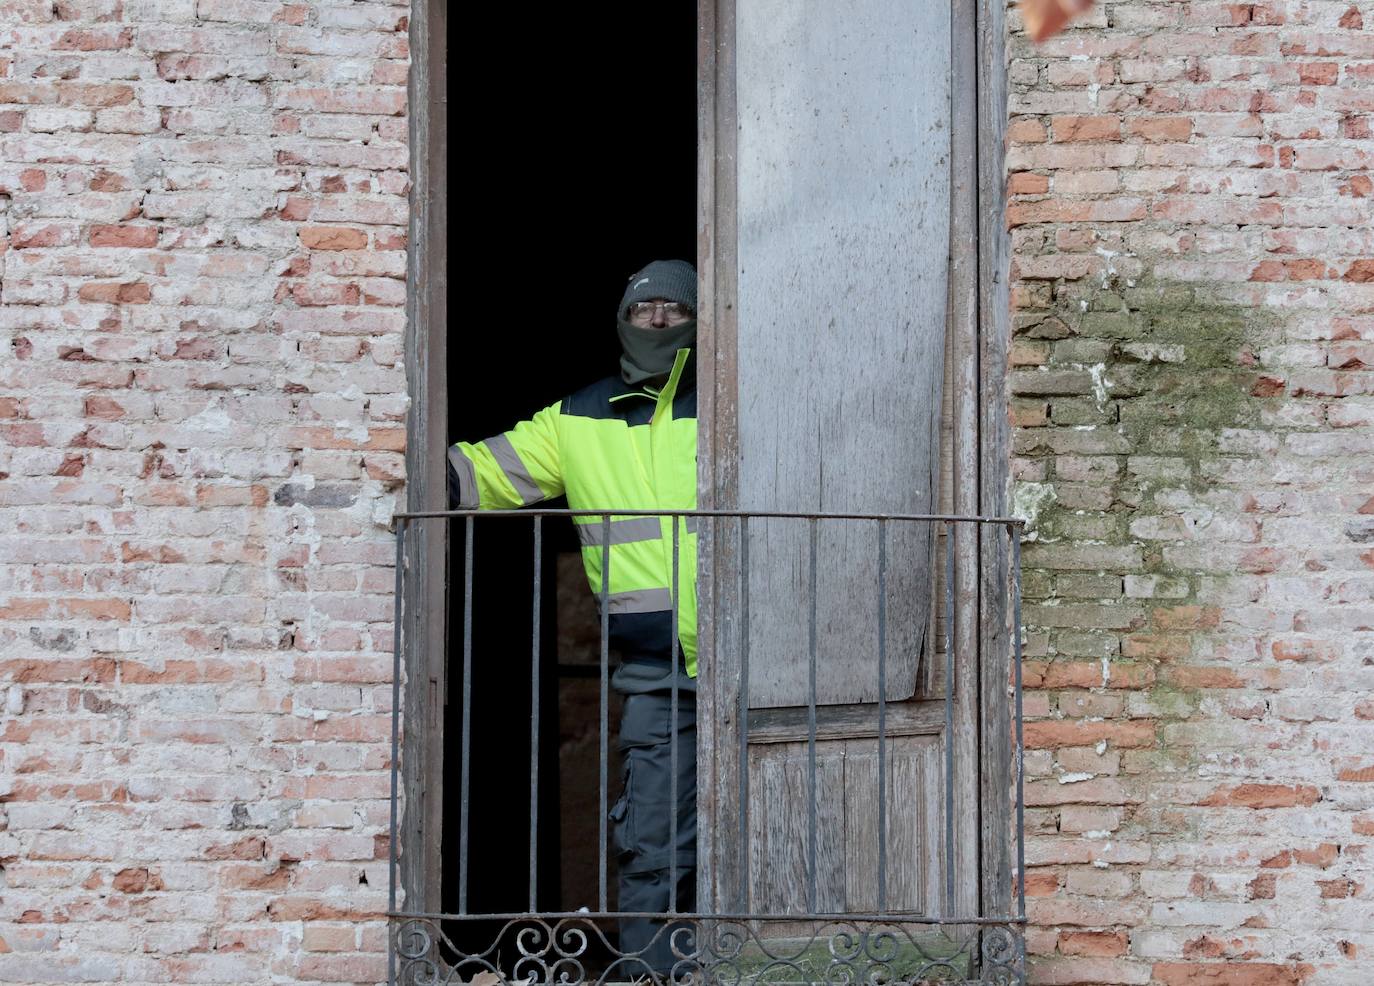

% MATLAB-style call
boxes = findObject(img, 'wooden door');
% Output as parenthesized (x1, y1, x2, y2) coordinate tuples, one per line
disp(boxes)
(697, 0, 983, 920)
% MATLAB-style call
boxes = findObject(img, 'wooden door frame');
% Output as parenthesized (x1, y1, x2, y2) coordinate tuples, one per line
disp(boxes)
(398, 0, 1012, 922)
(695, 0, 1013, 919)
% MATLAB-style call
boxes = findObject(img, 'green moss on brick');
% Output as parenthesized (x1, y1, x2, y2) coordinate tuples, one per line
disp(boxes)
(1013, 276, 1285, 736)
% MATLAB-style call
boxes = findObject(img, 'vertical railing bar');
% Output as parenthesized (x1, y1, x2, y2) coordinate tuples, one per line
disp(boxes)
(943, 519, 956, 918)
(807, 517, 819, 914)
(529, 516, 541, 913)
(669, 514, 681, 912)
(738, 516, 751, 912)
(387, 518, 404, 986)
(459, 515, 474, 915)
(876, 518, 888, 915)
(1012, 525, 1027, 921)
(598, 514, 611, 913)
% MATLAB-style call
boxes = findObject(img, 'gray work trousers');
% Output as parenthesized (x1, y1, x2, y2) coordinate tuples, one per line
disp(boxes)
(611, 689, 697, 974)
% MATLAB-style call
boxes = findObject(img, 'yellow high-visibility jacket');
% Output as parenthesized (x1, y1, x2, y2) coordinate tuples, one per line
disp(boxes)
(448, 349, 698, 675)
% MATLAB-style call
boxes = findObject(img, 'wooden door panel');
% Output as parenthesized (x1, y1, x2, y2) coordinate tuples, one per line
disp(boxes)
(698, 0, 983, 925)
(745, 734, 945, 916)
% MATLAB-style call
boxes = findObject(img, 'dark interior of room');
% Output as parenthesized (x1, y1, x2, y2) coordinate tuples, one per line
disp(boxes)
(442, 1, 697, 955)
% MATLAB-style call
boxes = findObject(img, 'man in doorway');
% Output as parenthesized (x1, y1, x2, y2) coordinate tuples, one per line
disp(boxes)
(447, 259, 699, 975)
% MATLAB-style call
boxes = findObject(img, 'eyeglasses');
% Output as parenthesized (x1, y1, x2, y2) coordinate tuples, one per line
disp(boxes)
(626, 301, 695, 326)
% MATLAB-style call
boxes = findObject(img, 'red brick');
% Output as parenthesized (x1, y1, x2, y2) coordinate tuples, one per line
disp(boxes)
(1024, 870, 1063, 896)
(54, 28, 133, 51)
(301, 924, 355, 952)
(1051, 115, 1123, 142)
(1152, 963, 1313, 986)
(1250, 374, 1285, 397)
(1291, 845, 1335, 867)
(1343, 259, 1374, 282)
(56, 598, 131, 621)
(1250, 259, 1330, 282)
(88, 225, 158, 248)
(112, 868, 162, 894)
(1163, 666, 1246, 689)
(77, 282, 151, 304)
(11, 224, 70, 249)
(1023, 719, 1157, 750)
(1122, 634, 1193, 660)
(1339, 174, 1371, 198)
(1297, 63, 1338, 85)
(1009, 172, 1050, 195)
(83, 396, 124, 420)
(1270, 638, 1338, 662)
(1058, 930, 1128, 957)
(204, 836, 266, 861)
(1201, 784, 1321, 809)
(1008, 118, 1048, 144)
(1127, 116, 1193, 142)
(299, 226, 368, 250)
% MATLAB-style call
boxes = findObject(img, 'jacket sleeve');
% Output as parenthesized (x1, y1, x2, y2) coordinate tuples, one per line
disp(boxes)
(447, 401, 565, 509)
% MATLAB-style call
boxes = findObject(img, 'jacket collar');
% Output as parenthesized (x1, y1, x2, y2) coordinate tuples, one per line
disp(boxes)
(608, 348, 695, 405)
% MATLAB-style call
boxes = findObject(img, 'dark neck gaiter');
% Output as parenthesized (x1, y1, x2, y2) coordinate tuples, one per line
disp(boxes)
(617, 318, 697, 386)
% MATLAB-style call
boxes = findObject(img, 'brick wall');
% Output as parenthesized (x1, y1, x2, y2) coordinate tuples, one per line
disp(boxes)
(0, 2, 409, 983)
(1008, 2, 1374, 984)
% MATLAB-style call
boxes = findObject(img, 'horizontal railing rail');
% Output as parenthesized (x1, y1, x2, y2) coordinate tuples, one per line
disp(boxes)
(388, 508, 1026, 985)
(392, 507, 1026, 524)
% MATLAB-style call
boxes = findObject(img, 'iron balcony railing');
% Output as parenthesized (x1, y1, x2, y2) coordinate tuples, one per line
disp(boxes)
(387, 508, 1027, 985)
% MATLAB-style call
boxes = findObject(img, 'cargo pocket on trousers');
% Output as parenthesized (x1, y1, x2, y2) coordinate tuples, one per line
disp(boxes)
(620, 746, 674, 868)
(610, 758, 634, 860)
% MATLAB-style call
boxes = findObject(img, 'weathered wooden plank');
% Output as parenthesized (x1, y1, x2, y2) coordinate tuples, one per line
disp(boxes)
(927, 327, 958, 701)
(745, 698, 944, 744)
(786, 752, 842, 914)
(842, 737, 938, 914)
(733, 0, 952, 708)
(977, 0, 1017, 925)
(842, 747, 882, 911)
(401, 0, 448, 916)
(697, 0, 742, 915)
(949, 0, 985, 930)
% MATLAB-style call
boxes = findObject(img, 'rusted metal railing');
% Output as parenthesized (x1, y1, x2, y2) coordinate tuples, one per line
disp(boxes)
(387, 508, 1027, 985)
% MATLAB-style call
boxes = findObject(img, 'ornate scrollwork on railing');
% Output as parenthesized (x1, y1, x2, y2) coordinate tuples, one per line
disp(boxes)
(390, 914, 1025, 985)
(979, 925, 1026, 986)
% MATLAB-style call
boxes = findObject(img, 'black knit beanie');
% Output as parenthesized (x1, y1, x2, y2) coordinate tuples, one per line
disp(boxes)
(618, 259, 698, 317)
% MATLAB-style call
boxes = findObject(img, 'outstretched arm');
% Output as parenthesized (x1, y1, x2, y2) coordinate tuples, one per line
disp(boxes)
(447, 401, 565, 509)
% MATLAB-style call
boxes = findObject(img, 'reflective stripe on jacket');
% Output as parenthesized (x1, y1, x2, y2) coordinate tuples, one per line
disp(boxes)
(448, 349, 699, 675)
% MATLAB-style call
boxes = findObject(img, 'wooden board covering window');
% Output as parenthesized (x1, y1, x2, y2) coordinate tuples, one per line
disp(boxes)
(733, 0, 952, 709)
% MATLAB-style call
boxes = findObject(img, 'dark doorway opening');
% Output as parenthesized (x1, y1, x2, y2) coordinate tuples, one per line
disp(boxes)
(441, 0, 697, 953)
